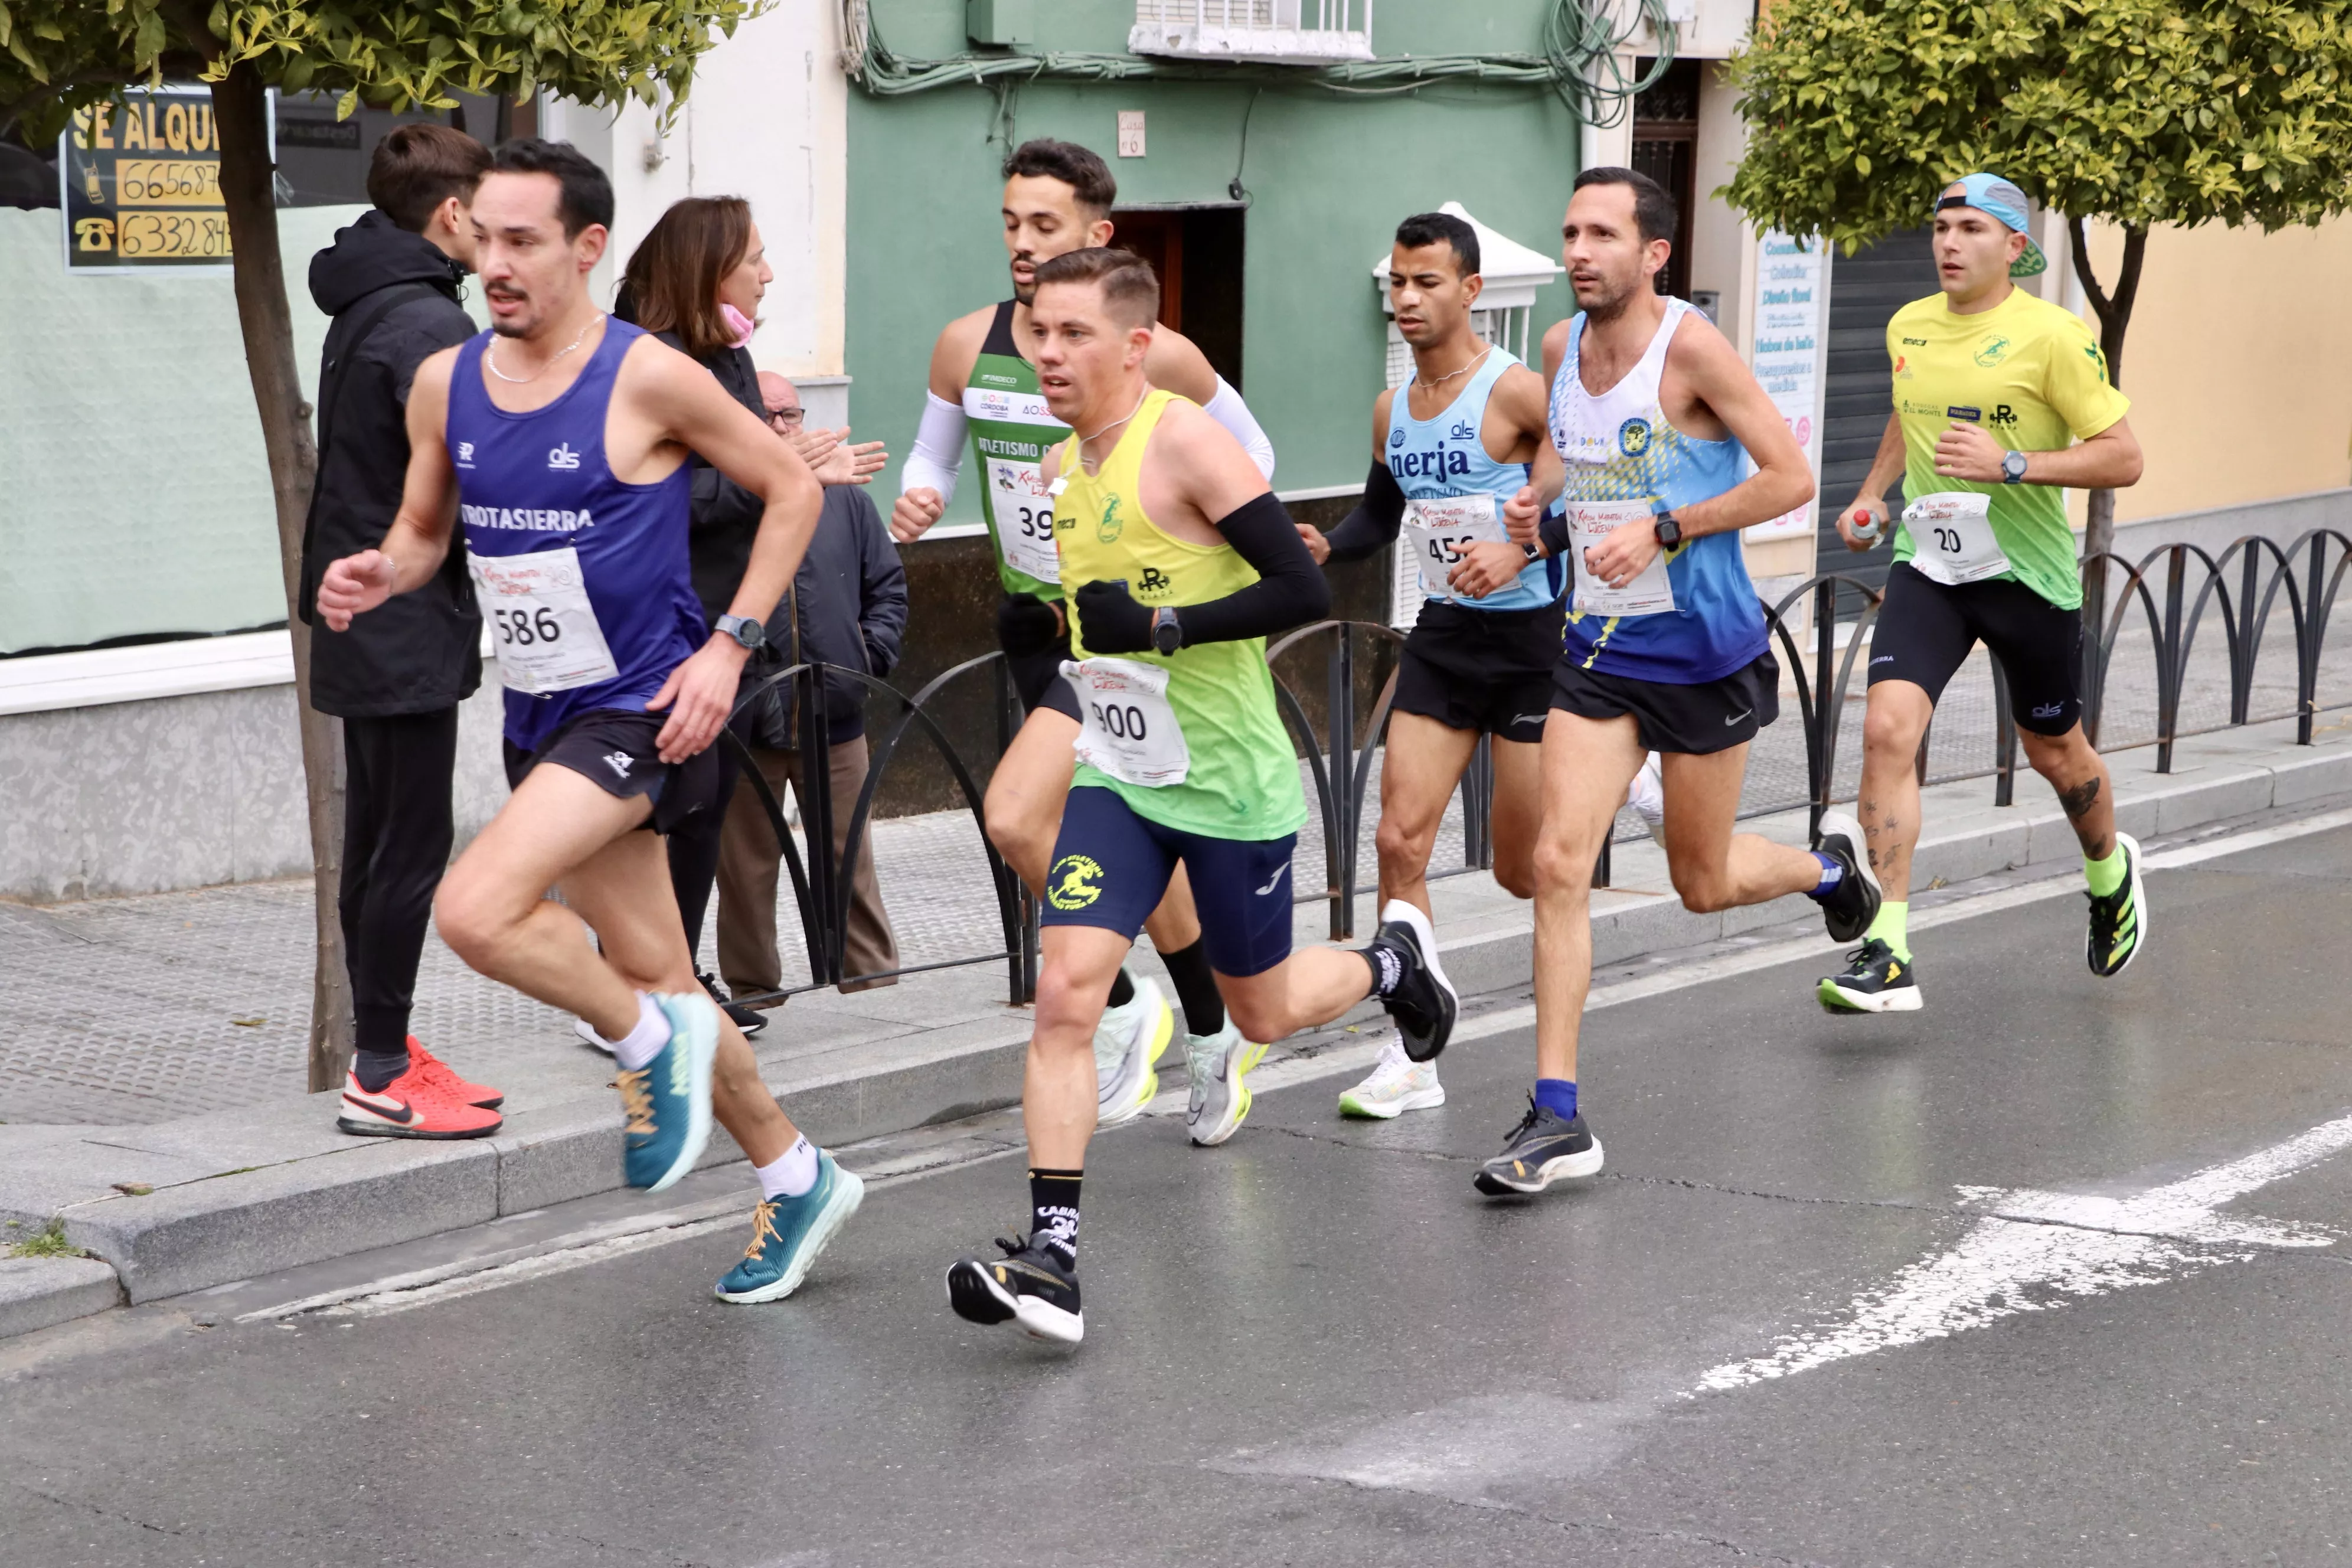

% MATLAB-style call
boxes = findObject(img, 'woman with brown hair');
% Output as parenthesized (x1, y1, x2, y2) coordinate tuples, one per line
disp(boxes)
(606, 196, 883, 1042)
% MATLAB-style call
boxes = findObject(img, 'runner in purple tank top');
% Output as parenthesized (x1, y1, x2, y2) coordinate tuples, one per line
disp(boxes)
(318, 141, 863, 1306)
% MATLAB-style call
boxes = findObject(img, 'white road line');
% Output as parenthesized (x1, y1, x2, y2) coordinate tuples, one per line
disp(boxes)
(1694, 1112, 2352, 1394)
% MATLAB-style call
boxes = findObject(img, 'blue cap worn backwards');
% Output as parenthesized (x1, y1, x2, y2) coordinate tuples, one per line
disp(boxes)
(1935, 173, 2047, 278)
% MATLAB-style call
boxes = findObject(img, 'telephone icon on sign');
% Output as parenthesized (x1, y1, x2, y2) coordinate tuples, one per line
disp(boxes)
(73, 218, 115, 252)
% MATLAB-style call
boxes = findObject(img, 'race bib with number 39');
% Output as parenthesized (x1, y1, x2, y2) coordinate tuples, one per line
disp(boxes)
(468, 545, 621, 695)
(1402, 494, 1509, 600)
(1064, 656, 1189, 788)
(987, 458, 1061, 585)
(1902, 491, 2008, 586)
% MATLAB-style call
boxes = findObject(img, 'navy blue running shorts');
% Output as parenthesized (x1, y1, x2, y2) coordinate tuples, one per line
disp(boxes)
(1041, 784, 1298, 978)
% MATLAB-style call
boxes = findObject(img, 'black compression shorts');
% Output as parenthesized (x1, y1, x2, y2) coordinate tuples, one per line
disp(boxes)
(501, 708, 726, 834)
(1867, 562, 2084, 736)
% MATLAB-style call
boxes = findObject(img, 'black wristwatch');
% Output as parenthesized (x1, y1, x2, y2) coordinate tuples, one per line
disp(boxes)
(715, 613, 766, 652)
(1520, 541, 1544, 563)
(1653, 511, 1684, 550)
(1149, 606, 1183, 656)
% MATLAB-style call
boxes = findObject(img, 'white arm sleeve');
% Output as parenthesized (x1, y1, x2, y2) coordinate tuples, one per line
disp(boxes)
(900, 390, 968, 505)
(1203, 375, 1277, 482)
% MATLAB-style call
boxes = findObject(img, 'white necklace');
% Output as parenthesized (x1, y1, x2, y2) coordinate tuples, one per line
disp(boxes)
(1077, 386, 1150, 475)
(1411, 342, 1493, 393)
(486, 312, 603, 384)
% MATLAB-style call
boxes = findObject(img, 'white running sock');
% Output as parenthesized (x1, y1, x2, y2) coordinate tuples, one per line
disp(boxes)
(756, 1136, 820, 1198)
(610, 992, 671, 1072)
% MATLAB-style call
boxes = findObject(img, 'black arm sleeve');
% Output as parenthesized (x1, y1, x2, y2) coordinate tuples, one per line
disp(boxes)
(1537, 502, 1572, 562)
(1318, 460, 1408, 563)
(1174, 492, 1332, 647)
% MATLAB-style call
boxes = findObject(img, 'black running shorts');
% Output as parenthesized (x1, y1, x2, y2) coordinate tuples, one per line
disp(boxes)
(1001, 613, 1083, 723)
(1549, 649, 1781, 755)
(1867, 562, 2084, 736)
(502, 707, 726, 834)
(1392, 600, 1566, 746)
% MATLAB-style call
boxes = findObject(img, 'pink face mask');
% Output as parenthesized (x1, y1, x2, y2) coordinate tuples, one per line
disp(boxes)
(720, 303, 756, 350)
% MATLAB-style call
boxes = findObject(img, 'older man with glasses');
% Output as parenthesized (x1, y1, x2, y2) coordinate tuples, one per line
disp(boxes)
(711, 373, 907, 1003)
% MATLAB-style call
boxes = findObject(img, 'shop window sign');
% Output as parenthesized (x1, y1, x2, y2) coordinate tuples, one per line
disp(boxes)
(60, 86, 273, 272)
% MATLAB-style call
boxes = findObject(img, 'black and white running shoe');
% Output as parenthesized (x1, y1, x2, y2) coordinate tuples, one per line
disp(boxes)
(1817, 938, 1922, 1013)
(1473, 1098, 1605, 1196)
(1812, 811, 1883, 943)
(1367, 899, 1458, 1063)
(699, 969, 767, 1037)
(946, 1236, 1083, 1344)
(2085, 831, 2149, 978)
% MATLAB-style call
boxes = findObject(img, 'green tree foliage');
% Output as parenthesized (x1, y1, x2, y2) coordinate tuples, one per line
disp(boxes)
(1724, 0, 2352, 253)
(1, 0, 759, 139)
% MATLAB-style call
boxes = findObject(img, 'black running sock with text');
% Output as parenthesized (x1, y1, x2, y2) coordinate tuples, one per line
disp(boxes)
(1028, 1168, 1083, 1266)
(1106, 970, 1136, 1010)
(1356, 937, 1405, 998)
(1158, 937, 1227, 1036)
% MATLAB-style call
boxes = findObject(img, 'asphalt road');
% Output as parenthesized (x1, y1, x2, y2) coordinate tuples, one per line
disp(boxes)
(7, 820, 2352, 1567)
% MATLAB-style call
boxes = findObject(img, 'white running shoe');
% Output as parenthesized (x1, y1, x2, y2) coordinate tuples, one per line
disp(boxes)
(1185, 1022, 1268, 1146)
(1093, 974, 1174, 1128)
(1337, 1038, 1446, 1119)
(1626, 752, 1667, 846)
(574, 1018, 614, 1056)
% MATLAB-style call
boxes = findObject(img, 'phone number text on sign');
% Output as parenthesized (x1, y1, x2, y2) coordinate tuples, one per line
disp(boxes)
(116, 211, 232, 260)
(116, 158, 224, 207)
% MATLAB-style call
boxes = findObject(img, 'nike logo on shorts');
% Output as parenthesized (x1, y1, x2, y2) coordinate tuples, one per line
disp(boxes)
(1724, 708, 1753, 726)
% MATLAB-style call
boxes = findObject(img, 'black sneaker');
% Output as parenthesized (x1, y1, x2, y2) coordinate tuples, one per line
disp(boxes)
(1812, 811, 1883, 943)
(946, 1236, 1084, 1344)
(1472, 1098, 1605, 1195)
(1367, 899, 1458, 1063)
(699, 969, 767, 1036)
(1817, 938, 1922, 1014)
(2085, 831, 2149, 978)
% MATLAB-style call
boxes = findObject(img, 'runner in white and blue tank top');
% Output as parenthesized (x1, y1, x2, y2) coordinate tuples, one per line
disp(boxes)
(314, 142, 859, 1306)
(1309, 213, 1562, 1123)
(1475, 169, 1884, 1203)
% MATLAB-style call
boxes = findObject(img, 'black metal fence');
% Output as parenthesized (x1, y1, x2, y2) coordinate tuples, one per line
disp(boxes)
(723, 530, 2352, 1005)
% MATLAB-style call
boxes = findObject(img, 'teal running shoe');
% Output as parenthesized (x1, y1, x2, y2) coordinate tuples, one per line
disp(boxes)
(715, 1151, 866, 1304)
(618, 991, 718, 1193)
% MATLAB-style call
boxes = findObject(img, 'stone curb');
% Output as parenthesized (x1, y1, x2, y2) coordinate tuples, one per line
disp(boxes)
(7, 740, 2347, 1329)
(0, 1255, 123, 1340)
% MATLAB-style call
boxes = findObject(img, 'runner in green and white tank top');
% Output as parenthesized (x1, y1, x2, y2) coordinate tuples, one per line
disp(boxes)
(963, 299, 1070, 600)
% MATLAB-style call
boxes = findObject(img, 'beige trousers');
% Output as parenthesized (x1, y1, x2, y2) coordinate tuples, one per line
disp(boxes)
(716, 737, 900, 995)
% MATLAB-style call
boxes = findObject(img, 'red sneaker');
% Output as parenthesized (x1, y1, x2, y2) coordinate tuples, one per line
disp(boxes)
(405, 1037, 504, 1109)
(337, 1065, 503, 1139)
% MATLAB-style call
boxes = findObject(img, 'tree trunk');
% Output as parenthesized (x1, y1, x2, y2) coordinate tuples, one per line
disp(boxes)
(213, 63, 354, 1092)
(2065, 218, 2147, 661)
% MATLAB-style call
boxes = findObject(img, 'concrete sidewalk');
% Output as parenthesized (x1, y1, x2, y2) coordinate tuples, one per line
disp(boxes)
(3, 713, 2348, 1341)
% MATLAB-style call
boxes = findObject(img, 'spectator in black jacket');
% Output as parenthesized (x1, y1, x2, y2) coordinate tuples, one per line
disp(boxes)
(716, 373, 907, 995)
(299, 123, 504, 1139)
(611, 198, 886, 1032)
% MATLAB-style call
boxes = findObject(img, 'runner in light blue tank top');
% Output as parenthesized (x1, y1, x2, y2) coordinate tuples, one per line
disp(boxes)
(1386, 344, 1560, 613)
(1307, 211, 1565, 1122)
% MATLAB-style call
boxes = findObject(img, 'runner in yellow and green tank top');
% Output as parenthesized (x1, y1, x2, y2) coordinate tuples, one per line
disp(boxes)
(888, 141, 1283, 1132)
(943, 249, 1460, 1350)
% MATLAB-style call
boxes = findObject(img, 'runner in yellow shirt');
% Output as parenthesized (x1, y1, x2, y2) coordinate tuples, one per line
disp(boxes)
(1820, 174, 2147, 1012)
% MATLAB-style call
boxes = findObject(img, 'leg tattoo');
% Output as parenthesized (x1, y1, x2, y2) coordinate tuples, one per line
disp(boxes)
(2057, 777, 2102, 820)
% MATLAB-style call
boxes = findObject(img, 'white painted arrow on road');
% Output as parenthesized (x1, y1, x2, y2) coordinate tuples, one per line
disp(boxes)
(1695, 1112, 2352, 1394)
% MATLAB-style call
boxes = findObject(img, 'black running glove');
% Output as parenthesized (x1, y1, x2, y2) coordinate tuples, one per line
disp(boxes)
(1071, 579, 1155, 654)
(995, 592, 1066, 658)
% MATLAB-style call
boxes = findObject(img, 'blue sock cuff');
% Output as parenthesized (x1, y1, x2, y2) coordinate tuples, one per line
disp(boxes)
(1806, 850, 1844, 900)
(1534, 1077, 1578, 1121)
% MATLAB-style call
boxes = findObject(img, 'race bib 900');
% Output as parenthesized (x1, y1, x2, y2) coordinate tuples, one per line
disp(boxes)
(1064, 656, 1188, 788)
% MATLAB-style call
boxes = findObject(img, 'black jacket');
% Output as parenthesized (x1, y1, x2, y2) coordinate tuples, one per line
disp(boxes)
(298, 210, 482, 717)
(740, 486, 909, 747)
(638, 330, 771, 623)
